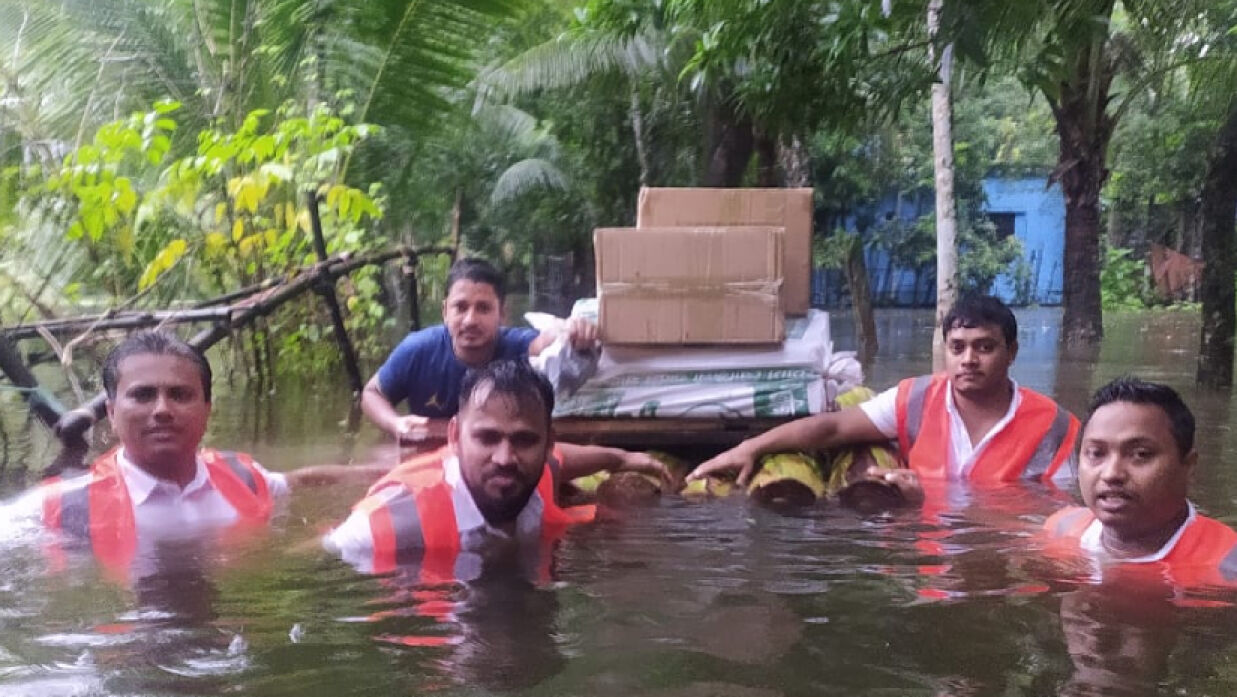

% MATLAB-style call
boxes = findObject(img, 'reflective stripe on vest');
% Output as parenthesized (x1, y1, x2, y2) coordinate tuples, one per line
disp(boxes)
(1023, 406, 1076, 480)
(1045, 507, 1095, 539)
(895, 374, 1079, 482)
(360, 445, 595, 575)
(1219, 545, 1237, 582)
(901, 375, 934, 450)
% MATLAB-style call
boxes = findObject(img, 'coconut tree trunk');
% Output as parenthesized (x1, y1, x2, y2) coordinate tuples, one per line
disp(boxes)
(704, 98, 755, 187)
(928, 0, 957, 372)
(1046, 2, 1116, 345)
(1196, 103, 1237, 387)
(754, 131, 779, 187)
(630, 86, 650, 187)
(846, 237, 878, 361)
(778, 136, 812, 187)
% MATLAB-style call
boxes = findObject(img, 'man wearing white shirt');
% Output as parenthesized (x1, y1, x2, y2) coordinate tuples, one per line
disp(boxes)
(28, 332, 289, 572)
(1044, 377, 1237, 587)
(688, 295, 1079, 492)
(325, 359, 596, 577)
(23, 331, 392, 575)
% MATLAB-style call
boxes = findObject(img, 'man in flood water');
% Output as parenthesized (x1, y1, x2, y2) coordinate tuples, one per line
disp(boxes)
(361, 255, 671, 489)
(32, 331, 291, 571)
(688, 294, 1079, 492)
(361, 256, 590, 441)
(18, 331, 389, 573)
(1044, 377, 1237, 585)
(325, 359, 594, 576)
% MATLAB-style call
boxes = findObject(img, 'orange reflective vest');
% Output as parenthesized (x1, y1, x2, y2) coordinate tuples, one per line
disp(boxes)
(41, 448, 275, 570)
(1044, 506, 1237, 587)
(352, 446, 595, 578)
(894, 374, 1079, 482)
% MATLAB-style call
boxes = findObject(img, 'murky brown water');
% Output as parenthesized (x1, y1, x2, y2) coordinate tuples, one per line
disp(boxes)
(2, 307, 1237, 697)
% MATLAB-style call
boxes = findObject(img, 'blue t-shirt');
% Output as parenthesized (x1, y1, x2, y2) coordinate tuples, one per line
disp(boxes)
(376, 325, 540, 418)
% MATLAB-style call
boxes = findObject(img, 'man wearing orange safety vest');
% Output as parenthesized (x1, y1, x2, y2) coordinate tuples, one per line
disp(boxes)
(29, 331, 285, 573)
(361, 256, 672, 489)
(325, 359, 596, 577)
(24, 331, 391, 575)
(687, 295, 1079, 494)
(1044, 377, 1237, 587)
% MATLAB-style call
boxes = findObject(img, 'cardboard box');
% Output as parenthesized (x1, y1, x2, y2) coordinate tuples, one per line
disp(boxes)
(595, 226, 784, 345)
(636, 187, 813, 315)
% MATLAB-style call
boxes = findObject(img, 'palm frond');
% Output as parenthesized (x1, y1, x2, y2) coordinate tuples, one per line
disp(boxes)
(475, 29, 666, 105)
(490, 157, 567, 204)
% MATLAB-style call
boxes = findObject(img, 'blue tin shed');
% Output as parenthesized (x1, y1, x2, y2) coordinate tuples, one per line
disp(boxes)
(811, 176, 1065, 308)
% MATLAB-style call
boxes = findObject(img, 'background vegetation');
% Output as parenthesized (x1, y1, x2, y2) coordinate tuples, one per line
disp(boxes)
(0, 0, 1234, 380)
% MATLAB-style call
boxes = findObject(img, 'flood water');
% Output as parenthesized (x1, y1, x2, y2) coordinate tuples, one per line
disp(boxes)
(3, 307, 1237, 697)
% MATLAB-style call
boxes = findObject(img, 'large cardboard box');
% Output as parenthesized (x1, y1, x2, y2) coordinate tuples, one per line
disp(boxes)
(636, 187, 813, 314)
(595, 226, 784, 345)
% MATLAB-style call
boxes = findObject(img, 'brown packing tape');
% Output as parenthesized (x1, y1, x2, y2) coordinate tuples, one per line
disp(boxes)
(599, 280, 783, 299)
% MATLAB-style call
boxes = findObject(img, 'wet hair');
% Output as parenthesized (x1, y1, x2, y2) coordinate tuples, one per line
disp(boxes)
(447, 257, 507, 303)
(1086, 376, 1194, 457)
(941, 294, 1018, 346)
(102, 331, 213, 403)
(458, 358, 554, 426)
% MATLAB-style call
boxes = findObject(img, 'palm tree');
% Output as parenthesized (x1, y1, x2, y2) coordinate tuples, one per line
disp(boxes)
(1192, 0, 1237, 386)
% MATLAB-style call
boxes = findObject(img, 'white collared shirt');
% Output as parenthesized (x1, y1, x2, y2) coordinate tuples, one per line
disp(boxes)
(113, 449, 288, 539)
(324, 455, 547, 577)
(2, 449, 287, 540)
(1078, 502, 1197, 563)
(860, 377, 1069, 482)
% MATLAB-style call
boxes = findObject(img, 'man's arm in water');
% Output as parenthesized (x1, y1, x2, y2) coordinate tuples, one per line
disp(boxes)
(557, 443, 676, 491)
(284, 461, 395, 488)
(687, 407, 890, 485)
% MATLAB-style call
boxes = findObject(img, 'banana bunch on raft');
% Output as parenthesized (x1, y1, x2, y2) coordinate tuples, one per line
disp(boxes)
(565, 387, 910, 511)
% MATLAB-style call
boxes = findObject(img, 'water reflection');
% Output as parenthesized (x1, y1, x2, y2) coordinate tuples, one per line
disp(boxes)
(1059, 582, 1178, 697)
(358, 552, 567, 691)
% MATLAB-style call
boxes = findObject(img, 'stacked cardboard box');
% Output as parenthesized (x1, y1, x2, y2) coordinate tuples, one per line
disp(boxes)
(636, 187, 814, 315)
(595, 226, 784, 345)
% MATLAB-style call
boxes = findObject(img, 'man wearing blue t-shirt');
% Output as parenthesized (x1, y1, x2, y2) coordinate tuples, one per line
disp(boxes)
(362, 257, 594, 439)
(360, 258, 670, 487)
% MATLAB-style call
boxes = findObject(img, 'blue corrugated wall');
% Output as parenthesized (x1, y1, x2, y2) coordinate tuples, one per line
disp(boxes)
(812, 176, 1066, 308)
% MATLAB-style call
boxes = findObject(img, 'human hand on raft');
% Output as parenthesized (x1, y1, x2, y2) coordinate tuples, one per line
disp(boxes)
(860, 465, 924, 505)
(686, 445, 759, 487)
(563, 317, 599, 352)
(615, 451, 677, 491)
(391, 414, 447, 444)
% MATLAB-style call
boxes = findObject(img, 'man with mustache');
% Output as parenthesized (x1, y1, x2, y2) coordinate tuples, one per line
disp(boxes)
(362, 256, 670, 488)
(688, 294, 1078, 492)
(326, 359, 594, 575)
(28, 331, 406, 573)
(1044, 377, 1237, 586)
(361, 256, 588, 441)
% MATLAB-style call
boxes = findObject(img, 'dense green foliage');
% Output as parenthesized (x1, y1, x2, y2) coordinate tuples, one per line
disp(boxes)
(0, 0, 1233, 373)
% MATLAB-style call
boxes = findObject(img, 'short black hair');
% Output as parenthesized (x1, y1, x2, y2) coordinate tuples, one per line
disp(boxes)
(102, 331, 212, 403)
(1086, 376, 1194, 457)
(458, 358, 554, 427)
(941, 294, 1017, 346)
(447, 257, 506, 303)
